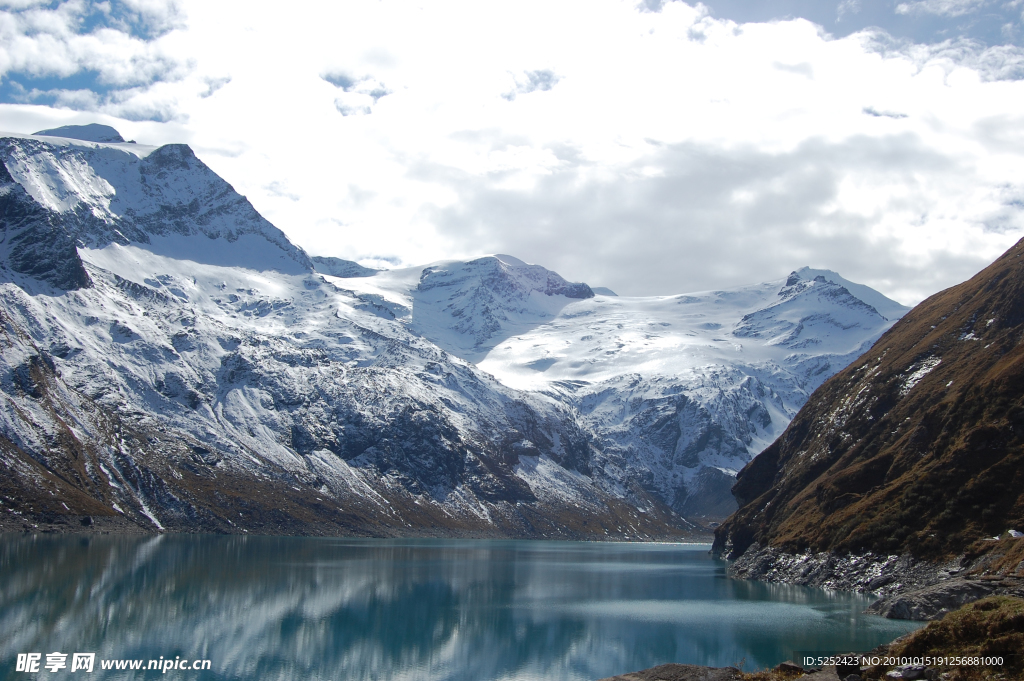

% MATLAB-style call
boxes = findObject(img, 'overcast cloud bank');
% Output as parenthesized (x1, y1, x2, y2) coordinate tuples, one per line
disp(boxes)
(1, 0, 1023, 304)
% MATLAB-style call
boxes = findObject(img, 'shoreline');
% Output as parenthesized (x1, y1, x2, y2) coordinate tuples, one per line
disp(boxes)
(16, 524, 1018, 622)
(18, 524, 1021, 621)
(727, 542, 1024, 621)
(0, 520, 716, 543)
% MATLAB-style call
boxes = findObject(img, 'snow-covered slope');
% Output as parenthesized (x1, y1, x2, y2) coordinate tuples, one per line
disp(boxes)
(0, 128, 907, 537)
(337, 262, 909, 519)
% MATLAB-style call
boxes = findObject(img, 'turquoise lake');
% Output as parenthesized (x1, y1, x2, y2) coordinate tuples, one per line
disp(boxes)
(0, 535, 922, 680)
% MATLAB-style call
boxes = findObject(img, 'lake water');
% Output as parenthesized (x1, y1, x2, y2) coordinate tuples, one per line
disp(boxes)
(0, 535, 921, 680)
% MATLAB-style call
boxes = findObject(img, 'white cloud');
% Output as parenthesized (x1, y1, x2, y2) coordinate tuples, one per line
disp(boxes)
(502, 69, 561, 100)
(0, 0, 189, 85)
(322, 71, 391, 116)
(862, 105, 908, 118)
(0, 0, 1022, 305)
(862, 30, 1024, 81)
(116, 0, 186, 34)
(421, 133, 1020, 303)
(0, 1, 54, 8)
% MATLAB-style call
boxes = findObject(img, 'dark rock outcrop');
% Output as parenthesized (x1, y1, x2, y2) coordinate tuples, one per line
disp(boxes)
(865, 579, 1011, 620)
(726, 543, 954, 600)
(0, 161, 91, 290)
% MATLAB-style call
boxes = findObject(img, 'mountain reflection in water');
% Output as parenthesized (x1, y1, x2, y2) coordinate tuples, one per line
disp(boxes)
(0, 536, 921, 680)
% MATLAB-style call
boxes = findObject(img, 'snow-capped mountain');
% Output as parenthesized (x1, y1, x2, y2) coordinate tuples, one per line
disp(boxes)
(0, 127, 907, 537)
(337, 259, 909, 519)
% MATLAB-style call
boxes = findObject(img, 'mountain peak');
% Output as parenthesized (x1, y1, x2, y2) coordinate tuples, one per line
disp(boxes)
(1, 132, 313, 275)
(33, 124, 127, 144)
(786, 266, 907, 321)
(417, 255, 594, 301)
(410, 255, 594, 352)
(493, 253, 528, 267)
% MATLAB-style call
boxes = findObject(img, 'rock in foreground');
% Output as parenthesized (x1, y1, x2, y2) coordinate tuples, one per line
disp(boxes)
(870, 596, 1024, 680)
(596, 663, 743, 681)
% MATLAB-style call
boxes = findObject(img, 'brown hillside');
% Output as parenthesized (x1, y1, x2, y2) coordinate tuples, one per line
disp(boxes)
(714, 237, 1024, 560)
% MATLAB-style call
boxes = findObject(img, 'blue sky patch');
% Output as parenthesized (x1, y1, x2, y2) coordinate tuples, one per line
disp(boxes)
(695, 0, 1024, 47)
(0, 1, 186, 119)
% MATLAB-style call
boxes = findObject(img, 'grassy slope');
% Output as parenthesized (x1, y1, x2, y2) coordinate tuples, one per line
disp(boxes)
(716, 237, 1024, 561)
(887, 596, 1024, 680)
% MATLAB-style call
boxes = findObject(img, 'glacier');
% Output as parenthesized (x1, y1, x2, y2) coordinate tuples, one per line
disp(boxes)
(0, 127, 908, 538)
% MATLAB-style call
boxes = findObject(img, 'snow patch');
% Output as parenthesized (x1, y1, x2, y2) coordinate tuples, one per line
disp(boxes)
(900, 357, 941, 396)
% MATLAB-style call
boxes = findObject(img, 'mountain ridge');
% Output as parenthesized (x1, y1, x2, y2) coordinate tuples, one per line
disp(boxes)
(327, 255, 908, 521)
(0, 127, 908, 536)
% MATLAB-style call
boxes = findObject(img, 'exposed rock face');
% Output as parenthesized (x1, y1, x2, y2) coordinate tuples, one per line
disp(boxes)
(723, 538, 1024, 622)
(722, 542, 1017, 621)
(596, 663, 843, 681)
(0, 161, 91, 290)
(727, 543, 954, 599)
(715, 236, 1024, 561)
(882, 596, 1024, 678)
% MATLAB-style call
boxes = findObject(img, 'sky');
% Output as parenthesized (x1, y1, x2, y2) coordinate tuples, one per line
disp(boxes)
(1, 1, 1023, 305)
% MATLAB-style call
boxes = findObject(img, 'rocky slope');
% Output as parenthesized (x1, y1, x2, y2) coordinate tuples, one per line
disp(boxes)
(714, 236, 1024, 615)
(0, 126, 905, 536)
